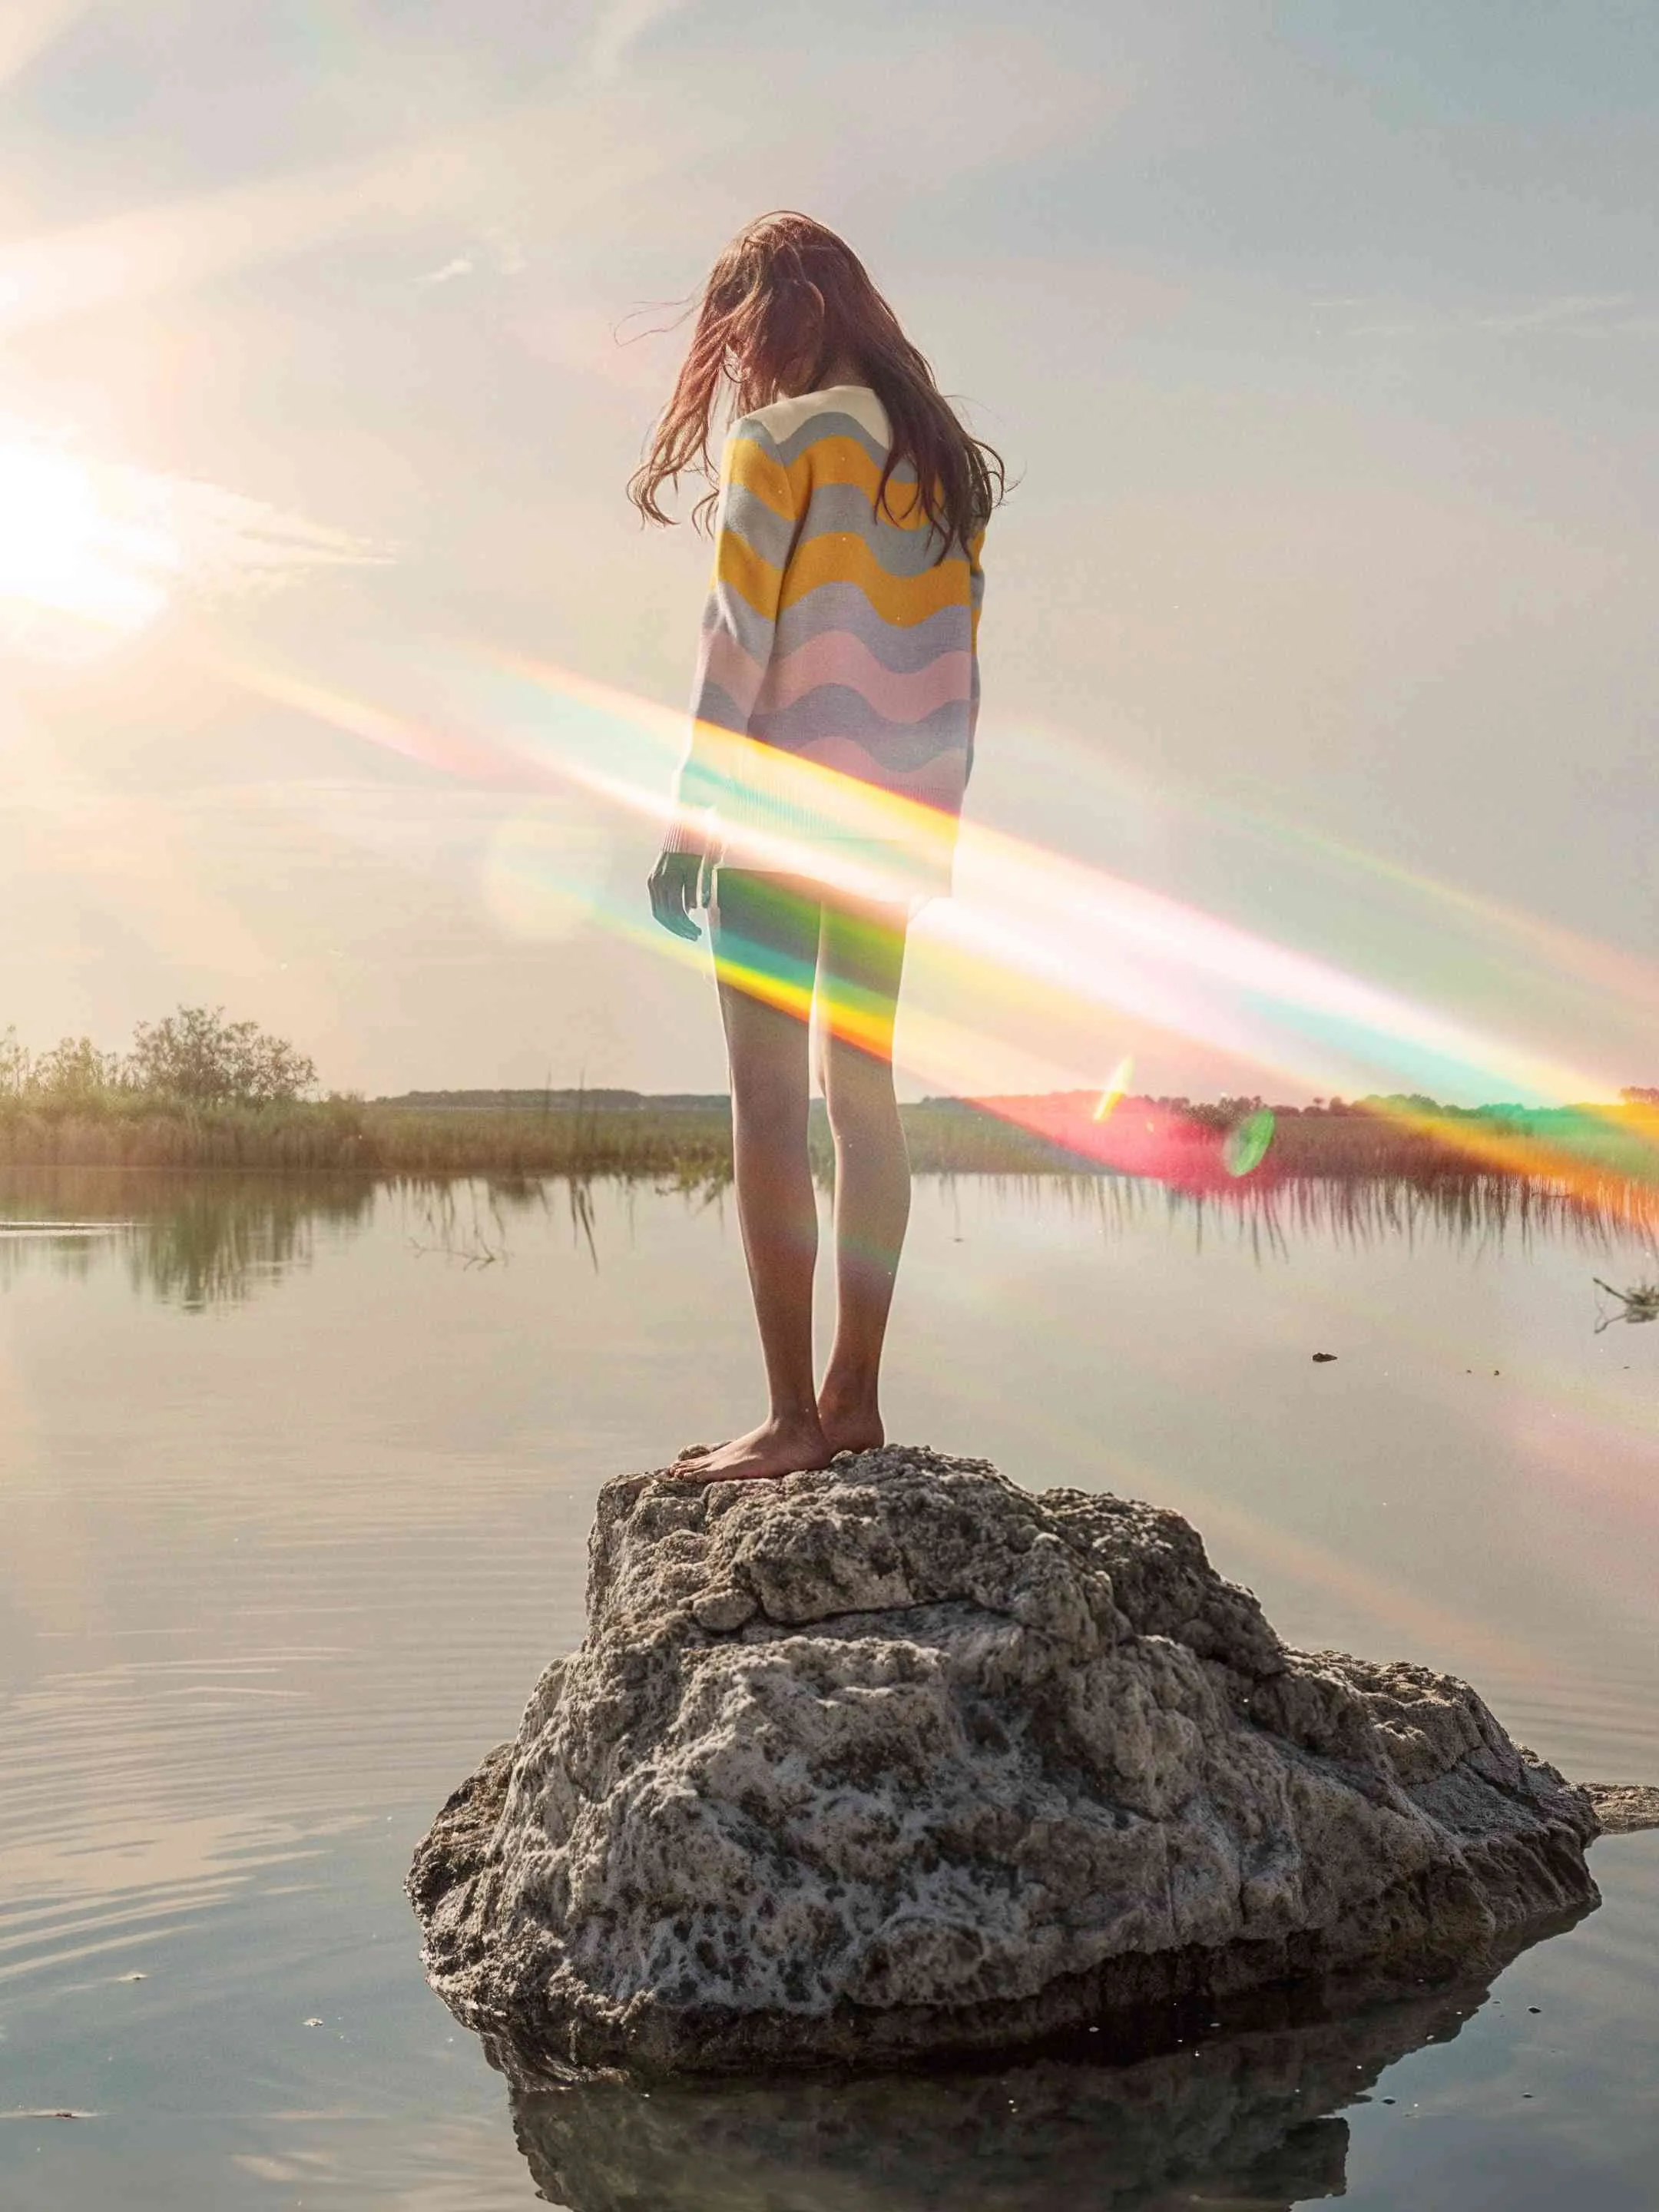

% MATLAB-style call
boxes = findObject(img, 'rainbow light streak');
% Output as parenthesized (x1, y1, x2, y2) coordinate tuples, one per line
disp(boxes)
(700, 951, 900, 1064)
(1015, 718, 1659, 1037)
(214, 641, 1659, 1202)
(215, 657, 512, 783)
(1095, 1451, 1548, 1683)
(495, 652, 1657, 1181)
(1220, 777, 1659, 1028)
(936, 1356, 1561, 1685)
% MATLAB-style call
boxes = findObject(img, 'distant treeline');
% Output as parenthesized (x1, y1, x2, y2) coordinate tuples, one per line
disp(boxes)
(384, 1088, 728, 1113)
(3, 1007, 315, 1105)
(3, 1008, 1655, 1192)
(2, 1090, 1656, 1200)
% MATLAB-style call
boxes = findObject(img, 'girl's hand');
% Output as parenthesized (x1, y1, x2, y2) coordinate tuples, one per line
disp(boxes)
(648, 848, 710, 940)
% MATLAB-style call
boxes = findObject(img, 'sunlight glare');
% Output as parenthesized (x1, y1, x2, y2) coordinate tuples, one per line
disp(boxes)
(0, 427, 179, 641)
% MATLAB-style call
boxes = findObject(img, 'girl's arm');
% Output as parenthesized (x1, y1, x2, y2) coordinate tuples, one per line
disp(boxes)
(661, 419, 793, 856)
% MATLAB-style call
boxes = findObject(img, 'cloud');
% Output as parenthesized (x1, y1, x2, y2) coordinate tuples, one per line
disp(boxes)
(417, 228, 526, 286)
(1472, 293, 1639, 333)
(1337, 293, 1645, 340)
(0, 98, 687, 337)
(166, 482, 389, 591)
(588, 0, 694, 80)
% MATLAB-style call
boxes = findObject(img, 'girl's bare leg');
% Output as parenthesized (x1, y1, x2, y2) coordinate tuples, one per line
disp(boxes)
(680, 874, 831, 1484)
(816, 896, 910, 1455)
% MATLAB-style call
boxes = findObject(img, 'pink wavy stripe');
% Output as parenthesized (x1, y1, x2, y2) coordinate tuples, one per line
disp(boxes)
(757, 634, 972, 722)
(695, 628, 766, 714)
(790, 734, 968, 812)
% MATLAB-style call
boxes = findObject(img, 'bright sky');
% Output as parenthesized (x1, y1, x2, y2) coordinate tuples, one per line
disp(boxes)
(3, 0, 1656, 1103)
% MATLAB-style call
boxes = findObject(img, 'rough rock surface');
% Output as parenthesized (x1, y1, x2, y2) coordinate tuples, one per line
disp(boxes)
(409, 1448, 1601, 2077)
(1583, 1783, 1659, 1834)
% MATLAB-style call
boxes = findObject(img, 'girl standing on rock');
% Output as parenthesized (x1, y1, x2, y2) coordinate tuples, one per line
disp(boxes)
(634, 212, 1002, 1483)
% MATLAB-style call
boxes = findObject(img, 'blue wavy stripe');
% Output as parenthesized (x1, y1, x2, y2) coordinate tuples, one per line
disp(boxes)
(748, 687, 972, 767)
(771, 585, 974, 671)
(685, 680, 749, 736)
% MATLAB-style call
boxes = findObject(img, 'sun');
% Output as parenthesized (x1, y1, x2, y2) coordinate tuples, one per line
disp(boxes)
(0, 419, 386, 660)
(0, 426, 180, 642)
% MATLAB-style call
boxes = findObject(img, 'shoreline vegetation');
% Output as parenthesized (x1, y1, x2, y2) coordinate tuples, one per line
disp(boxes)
(3, 1079, 1659, 1167)
(2, 1083, 1656, 1184)
(3, 1012, 1655, 1228)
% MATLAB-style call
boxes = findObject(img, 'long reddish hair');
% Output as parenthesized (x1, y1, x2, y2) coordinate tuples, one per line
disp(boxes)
(628, 212, 1005, 560)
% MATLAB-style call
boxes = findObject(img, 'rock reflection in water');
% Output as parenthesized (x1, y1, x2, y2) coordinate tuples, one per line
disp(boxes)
(501, 1929, 1578, 2212)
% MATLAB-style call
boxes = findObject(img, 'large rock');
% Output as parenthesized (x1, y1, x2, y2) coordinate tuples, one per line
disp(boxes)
(409, 1448, 1601, 2077)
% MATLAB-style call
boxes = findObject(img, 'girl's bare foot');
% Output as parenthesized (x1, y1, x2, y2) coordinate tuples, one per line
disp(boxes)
(816, 1388, 883, 1458)
(680, 1390, 883, 1466)
(672, 1413, 832, 1484)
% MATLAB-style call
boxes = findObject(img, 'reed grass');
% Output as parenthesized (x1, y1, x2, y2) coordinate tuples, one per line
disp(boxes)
(0, 1094, 735, 1181)
(2, 1089, 1655, 1192)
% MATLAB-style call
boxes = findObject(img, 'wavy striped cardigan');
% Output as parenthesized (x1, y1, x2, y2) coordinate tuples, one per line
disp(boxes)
(663, 383, 985, 896)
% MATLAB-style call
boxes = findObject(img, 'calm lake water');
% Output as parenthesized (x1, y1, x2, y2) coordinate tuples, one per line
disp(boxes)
(2, 1166, 1656, 2210)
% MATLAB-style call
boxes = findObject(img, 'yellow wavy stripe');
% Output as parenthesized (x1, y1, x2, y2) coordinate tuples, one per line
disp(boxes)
(731, 432, 985, 542)
(786, 436, 931, 525)
(733, 432, 995, 582)
(719, 440, 986, 622)
(713, 529, 783, 619)
(779, 532, 973, 622)
(714, 526, 972, 628)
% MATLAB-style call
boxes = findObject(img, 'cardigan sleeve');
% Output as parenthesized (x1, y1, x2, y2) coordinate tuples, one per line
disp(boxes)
(661, 419, 795, 856)
(964, 525, 986, 789)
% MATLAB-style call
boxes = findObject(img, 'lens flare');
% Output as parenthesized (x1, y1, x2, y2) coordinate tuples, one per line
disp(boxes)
(1091, 1055, 1134, 1123)
(482, 809, 613, 942)
(209, 636, 1659, 1210)
(1223, 1108, 1277, 1178)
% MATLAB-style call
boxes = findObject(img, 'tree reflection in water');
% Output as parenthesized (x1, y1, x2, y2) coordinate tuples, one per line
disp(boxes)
(0, 1164, 1652, 1312)
(0, 1168, 376, 1310)
(0, 1170, 603, 1308)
